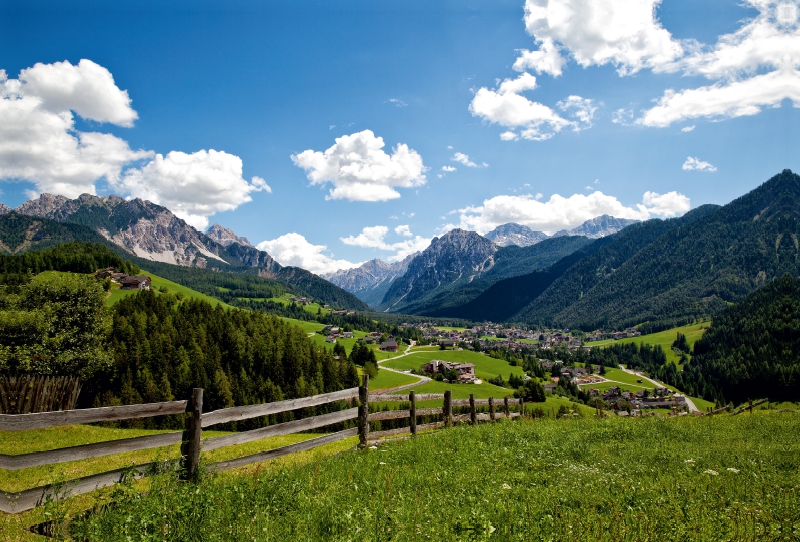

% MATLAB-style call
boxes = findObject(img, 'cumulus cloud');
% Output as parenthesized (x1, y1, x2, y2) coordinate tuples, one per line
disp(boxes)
(451, 152, 488, 168)
(257, 233, 360, 275)
(513, 38, 567, 76)
(291, 130, 427, 201)
(341, 225, 431, 262)
(447, 190, 690, 235)
(682, 157, 717, 172)
(469, 74, 594, 141)
(637, 66, 800, 126)
(387, 98, 408, 107)
(0, 60, 152, 197)
(441, 165, 457, 172)
(681, 125, 696, 132)
(637, 1, 800, 126)
(116, 150, 270, 230)
(0, 60, 266, 226)
(521, 0, 683, 75)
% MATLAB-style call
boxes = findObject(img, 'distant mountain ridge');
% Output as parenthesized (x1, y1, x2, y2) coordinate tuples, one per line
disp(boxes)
(323, 254, 417, 307)
(1, 193, 369, 311)
(206, 223, 254, 248)
(485, 215, 638, 247)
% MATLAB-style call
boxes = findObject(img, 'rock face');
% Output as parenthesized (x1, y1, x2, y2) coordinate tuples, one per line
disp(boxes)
(14, 193, 279, 271)
(206, 223, 253, 248)
(380, 229, 497, 311)
(0, 202, 10, 215)
(485, 223, 548, 247)
(552, 215, 639, 239)
(324, 254, 416, 294)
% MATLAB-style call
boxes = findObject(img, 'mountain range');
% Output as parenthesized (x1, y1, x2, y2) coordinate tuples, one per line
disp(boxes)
(0, 193, 368, 311)
(325, 215, 634, 311)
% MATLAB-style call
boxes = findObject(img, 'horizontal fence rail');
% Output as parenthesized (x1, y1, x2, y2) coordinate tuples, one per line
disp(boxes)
(0, 376, 527, 513)
(0, 400, 188, 431)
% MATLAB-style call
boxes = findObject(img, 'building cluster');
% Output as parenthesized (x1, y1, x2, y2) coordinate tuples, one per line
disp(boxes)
(585, 385, 688, 416)
(321, 325, 355, 343)
(95, 268, 152, 290)
(420, 359, 477, 383)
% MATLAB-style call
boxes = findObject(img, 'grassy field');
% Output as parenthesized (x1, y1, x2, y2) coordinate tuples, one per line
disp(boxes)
(381, 349, 524, 382)
(93, 270, 234, 308)
(364, 369, 420, 391)
(586, 321, 710, 364)
(65, 414, 800, 541)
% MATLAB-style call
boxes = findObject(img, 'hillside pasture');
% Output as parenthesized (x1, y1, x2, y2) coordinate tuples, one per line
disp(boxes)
(586, 321, 710, 363)
(381, 349, 524, 382)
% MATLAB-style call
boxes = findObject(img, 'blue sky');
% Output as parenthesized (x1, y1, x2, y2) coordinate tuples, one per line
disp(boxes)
(1, 0, 798, 273)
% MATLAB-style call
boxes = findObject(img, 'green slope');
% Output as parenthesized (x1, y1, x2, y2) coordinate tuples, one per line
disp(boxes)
(525, 170, 800, 330)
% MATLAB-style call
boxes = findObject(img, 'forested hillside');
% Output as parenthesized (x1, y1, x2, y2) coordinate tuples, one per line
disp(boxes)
(528, 170, 800, 330)
(683, 274, 800, 404)
(102, 291, 359, 422)
(0, 213, 111, 254)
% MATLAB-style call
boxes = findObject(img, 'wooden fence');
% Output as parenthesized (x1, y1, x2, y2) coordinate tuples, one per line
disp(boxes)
(0, 375, 524, 514)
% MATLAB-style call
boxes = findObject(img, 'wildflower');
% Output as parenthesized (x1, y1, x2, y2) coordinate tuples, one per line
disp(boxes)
(727, 468, 739, 473)
(704, 469, 718, 476)
(502, 483, 511, 490)
(379, 462, 387, 465)
(684, 459, 694, 463)
(369, 446, 378, 450)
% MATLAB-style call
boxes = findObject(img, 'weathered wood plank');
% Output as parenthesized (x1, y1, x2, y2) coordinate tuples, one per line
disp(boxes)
(201, 387, 359, 427)
(369, 393, 444, 402)
(417, 421, 445, 432)
(368, 409, 410, 421)
(0, 431, 183, 470)
(202, 408, 358, 451)
(452, 398, 491, 406)
(0, 400, 188, 431)
(0, 460, 176, 514)
(730, 398, 768, 416)
(208, 428, 358, 472)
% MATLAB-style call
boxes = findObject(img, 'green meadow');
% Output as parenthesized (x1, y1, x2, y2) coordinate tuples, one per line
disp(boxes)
(586, 321, 710, 364)
(381, 349, 525, 382)
(65, 414, 800, 541)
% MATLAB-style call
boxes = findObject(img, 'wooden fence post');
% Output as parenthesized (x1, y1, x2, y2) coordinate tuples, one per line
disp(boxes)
(358, 375, 369, 448)
(409, 390, 417, 437)
(504, 397, 510, 418)
(181, 388, 203, 480)
(519, 397, 524, 419)
(444, 390, 453, 428)
(749, 399, 753, 416)
(469, 393, 477, 425)
(489, 397, 495, 421)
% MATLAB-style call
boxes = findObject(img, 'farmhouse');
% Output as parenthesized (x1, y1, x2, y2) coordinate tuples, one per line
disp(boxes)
(420, 360, 476, 381)
(120, 276, 151, 290)
(380, 337, 399, 352)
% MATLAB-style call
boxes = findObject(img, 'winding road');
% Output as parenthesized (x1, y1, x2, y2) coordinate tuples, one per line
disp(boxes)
(618, 365, 699, 413)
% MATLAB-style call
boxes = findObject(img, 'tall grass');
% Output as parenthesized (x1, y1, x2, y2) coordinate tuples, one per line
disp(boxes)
(74, 414, 799, 541)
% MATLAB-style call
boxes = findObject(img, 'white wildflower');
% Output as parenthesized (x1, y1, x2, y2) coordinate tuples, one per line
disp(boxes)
(727, 468, 739, 473)
(704, 469, 719, 476)
(502, 483, 511, 490)
(684, 459, 694, 463)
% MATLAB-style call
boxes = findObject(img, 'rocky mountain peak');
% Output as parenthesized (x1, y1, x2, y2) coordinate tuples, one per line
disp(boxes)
(15, 193, 80, 221)
(485, 223, 549, 247)
(206, 223, 253, 247)
(0, 202, 10, 215)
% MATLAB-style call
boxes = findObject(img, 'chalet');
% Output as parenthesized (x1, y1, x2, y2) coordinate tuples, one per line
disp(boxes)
(95, 267, 115, 279)
(542, 383, 557, 393)
(325, 336, 337, 343)
(438, 339, 456, 348)
(380, 338, 399, 352)
(330, 327, 341, 336)
(342, 331, 354, 339)
(120, 276, 151, 290)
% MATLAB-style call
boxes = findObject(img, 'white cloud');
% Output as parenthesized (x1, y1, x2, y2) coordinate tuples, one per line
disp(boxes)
(291, 130, 427, 202)
(637, 1, 800, 126)
(535, 192, 543, 200)
(522, 0, 683, 75)
(0, 61, 151, 197)
(451, 152, 488, 168)
(448, 189, 690, 235)
(681, 125, 696, 132)
(585, 186, 593, 190)
(341, 225, 431, 262)
(513, 38, 567, 76)
(387, 98, 408, 107)
(441, 165, 457, 172)
(611, 108, 634, 125)
(469, 74, 593, 141)
(637, 66, 800, 126)
(257, 233, 360, 275)
(116, 150, 270, 230)
(682, 157, 717, 172)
